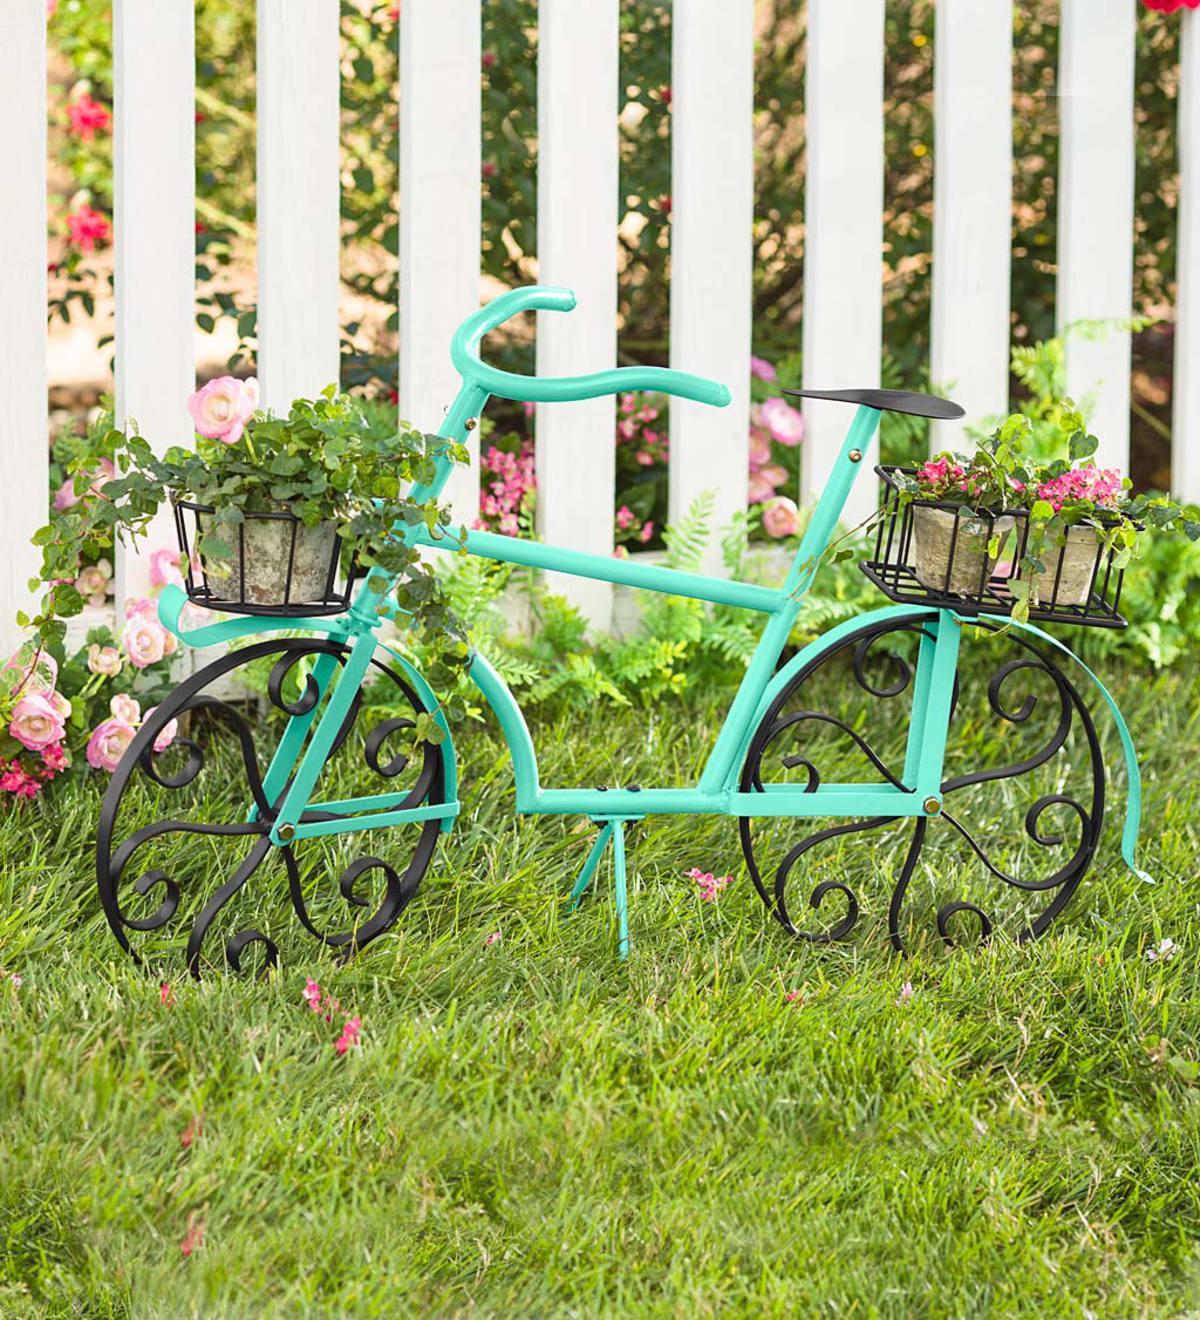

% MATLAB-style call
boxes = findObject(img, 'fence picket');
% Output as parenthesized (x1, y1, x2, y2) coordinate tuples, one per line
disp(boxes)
(930, 0, 1013, 446)
(257, 0, 341, 412)
(113, 0, 196, 609)
(669, 0, 755, 567)
(801, 0, 886, 529)
(1056, 0, 1136, 470)
(1175, 10, 1200, 504)
(0, 6, 46, 657)
(400, 0, 481, 528)
(535, 0, 619, 623)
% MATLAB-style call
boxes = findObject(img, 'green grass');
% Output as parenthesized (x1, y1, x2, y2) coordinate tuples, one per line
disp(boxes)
(1, 644, 1199, 1316)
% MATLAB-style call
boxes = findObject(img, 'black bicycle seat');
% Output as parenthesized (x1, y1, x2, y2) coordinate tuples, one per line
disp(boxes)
(781, 387, 965, 420)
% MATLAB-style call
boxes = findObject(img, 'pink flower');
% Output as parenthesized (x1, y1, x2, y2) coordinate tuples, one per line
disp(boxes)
(160, 981, 175, 1006)
(142, 706, 178, 754)
(757, 397, 806, 447)
(1142, 0, 1200, 11)
(66, 204, 111, 253)
(121, 614, 167, 669)
(52, 458, 115, 511)
(896, 981, 914, 1005)
(638, 521, 655, 544)
(9, 693, 67, 752)
(615, 505, 636, 531)
(149, 547, 185, 589)
(761, 495, 801, 538)
(86, 718, 137, 772)
(187, 375, 260, 445)
(125, 596, 157, 621)
(481, 161, 497, 178)
(482, 50, 496, 67)
(484, 930, 502, 947)
(750, 355, 777, 382)
(87, 644, 122, 677)
(180, 1115, 203, 1148)
(41, 743, 68, 772)
(47, 0, 58, 15)
(335, 1016, 362, 1056)
(66, 93, 112, 140)
(687, 868, 732, 901)
(180, 1217, 205, 1258)
(109, 693, 141, 725)
(302, 977, 323, 1012)
(784, 990, 805, 1005)
(9, 974, 21, 989)
(748, 427, 773, 470)
(75, 560, 112, 607)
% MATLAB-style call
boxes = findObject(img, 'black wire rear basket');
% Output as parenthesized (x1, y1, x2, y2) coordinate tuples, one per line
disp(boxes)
(173, 499, 358, 618)
(860, 466, 1128, 629)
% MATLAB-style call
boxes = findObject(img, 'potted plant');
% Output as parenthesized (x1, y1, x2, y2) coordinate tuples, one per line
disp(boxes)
(25, 377, 470, 689)
(893, 404, 1200, 620)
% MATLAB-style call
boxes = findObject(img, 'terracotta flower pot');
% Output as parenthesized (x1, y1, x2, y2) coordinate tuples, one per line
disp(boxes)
(1032, 524, 1101, 608)
(202, 513, 338, 607)
(911, 506, 1001, 597)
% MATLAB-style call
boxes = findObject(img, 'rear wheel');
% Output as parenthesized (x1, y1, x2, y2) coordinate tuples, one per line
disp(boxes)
(738, 613, 1105, 953)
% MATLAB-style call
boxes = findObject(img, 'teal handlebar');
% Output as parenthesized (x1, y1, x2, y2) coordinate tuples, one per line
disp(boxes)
(449, 285, 732, 408)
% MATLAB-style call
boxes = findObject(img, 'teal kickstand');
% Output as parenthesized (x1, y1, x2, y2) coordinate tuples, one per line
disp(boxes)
(566, 818, 636, 960)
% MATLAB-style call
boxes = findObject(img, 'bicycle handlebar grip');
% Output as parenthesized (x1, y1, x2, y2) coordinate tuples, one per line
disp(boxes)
(449, 285, 731, 409)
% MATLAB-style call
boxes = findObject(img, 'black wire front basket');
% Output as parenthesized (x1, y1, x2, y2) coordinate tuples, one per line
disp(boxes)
(860, 466, 1128, 629)
(173, 499, 358, 618)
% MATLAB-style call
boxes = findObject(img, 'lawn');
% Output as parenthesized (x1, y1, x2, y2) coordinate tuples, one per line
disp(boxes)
(0, 643, 1198, 1316)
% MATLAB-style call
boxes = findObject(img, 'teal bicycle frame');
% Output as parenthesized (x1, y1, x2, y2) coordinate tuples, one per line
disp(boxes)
(157, 285, 1149, 956)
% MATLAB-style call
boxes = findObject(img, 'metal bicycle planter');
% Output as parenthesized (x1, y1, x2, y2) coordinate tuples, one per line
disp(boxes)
(95, 286, 1151, 976)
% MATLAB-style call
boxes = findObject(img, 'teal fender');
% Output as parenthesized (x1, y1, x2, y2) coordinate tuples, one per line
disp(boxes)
(731, 603, 1151, 884)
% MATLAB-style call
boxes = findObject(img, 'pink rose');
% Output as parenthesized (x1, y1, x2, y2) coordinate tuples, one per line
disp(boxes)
(750, 355, 777, 382)
(86, 718, 137, 773)
(75, 560, 112, 607)
(186, 375, 260, 444)
(149, 548, 185, 589)
(142, 706, 178, 754)
(9, 693, 67, 752)
(87, 644, 122, 677)
(47, 690, 71, 721)
(121, 615, 167, 669)
(748, 469, 781, 504)
(762, 495, 802, 539)
(1142, 0, 1200, 11)
(125, 597, 157, 621)
(757, 397, 806, 447)
(748, 427, 773, 469)
(110, 693, 141, 725)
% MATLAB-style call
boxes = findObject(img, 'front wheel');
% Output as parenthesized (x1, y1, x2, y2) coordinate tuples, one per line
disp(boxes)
(738, 612, 1105, 954)
(96, 637, 449, 977)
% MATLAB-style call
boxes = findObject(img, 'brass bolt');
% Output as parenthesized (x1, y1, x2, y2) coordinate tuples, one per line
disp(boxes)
(465, 417, 478, 431)
(848, 449, 863, 463)
(278, 823, 296, 843)
(923, 796, 942, 815)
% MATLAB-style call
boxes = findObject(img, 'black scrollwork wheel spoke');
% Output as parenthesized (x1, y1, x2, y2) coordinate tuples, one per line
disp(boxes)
(96, 638, 448, 977)
(739, 611, 1107, 954)
(185, 836, 274, 977)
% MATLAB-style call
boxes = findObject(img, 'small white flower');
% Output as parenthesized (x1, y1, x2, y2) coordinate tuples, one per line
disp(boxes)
(1147, 938, 1178, 963)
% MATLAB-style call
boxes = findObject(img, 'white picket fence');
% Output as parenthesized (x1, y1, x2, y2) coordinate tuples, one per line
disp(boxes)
(1, 0, 1199, 649)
